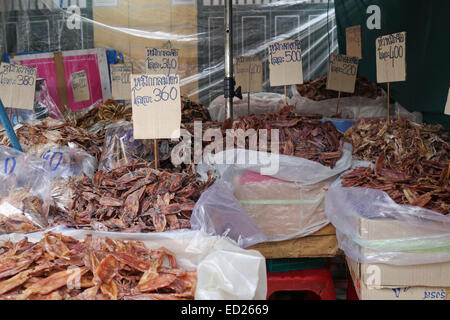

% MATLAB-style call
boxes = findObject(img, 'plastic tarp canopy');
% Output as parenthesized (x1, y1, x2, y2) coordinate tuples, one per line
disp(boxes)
(0, 0, 338, 115)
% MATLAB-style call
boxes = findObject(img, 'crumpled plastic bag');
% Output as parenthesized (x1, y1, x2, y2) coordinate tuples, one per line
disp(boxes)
(0, 226, 267, 300)
(325, 165, 450, 265)
(98, 121, 169, 171)
(208, 92, 286, 122)
(0, 146, 51, 234)
(192, 145, 352, 247)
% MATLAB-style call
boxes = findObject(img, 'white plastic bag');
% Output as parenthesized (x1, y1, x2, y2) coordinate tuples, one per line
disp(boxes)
(289, 85, 388, 119)
(325, 168, 450, 265)
(192, 145, 352, 246)
(208, 92, 286, 121)
(0, 227, 267, 300)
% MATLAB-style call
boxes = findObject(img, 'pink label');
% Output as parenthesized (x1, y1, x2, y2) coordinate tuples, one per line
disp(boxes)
(18, 54, 104, 111)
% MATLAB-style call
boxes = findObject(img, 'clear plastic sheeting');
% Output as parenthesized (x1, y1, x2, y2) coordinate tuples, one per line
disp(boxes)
(208, 92, 286, 121)
(0, 0, 337, 113)
(0, 226, 267, 300)
(325, 170, 450, 266)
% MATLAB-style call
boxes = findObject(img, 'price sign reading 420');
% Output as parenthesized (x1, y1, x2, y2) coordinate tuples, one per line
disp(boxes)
(268, 39, 303, 86)
(131, 74, 181, 139)
(376, 31, 406, 83)
(146, 48, 179, 76)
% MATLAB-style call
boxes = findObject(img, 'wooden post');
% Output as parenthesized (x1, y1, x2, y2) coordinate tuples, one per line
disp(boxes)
(387, 82, 390, 123)
(154, 139, 159, 169)
(284, 85, 287, 105)
(336, 91, 341, 115)
(248, 92, 250, 115)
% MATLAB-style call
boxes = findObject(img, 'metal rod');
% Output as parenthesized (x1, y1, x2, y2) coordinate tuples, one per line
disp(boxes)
(0, 99, 22, 152)
(224, 0, 233, 119)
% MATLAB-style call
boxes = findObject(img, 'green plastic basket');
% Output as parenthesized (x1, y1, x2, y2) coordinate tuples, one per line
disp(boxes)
(266, 258, 326, 273)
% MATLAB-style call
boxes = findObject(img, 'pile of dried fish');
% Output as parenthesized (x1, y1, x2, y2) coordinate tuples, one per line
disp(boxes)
(341, 154, 449, 214)
(51, 162, 214, 232)
(345, 119, 450, 165)
(69, 100, 132, 130)
(0, 188, 49, 234)
(0, 232, 196, 300)
(219, 106, 344, 168)
(0, 118, 104, 161)
(181, 96, 211, 123)
(296, 76, 382, 101)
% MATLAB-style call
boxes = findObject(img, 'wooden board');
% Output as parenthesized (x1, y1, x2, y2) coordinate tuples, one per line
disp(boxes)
(246, 224, 340, 259)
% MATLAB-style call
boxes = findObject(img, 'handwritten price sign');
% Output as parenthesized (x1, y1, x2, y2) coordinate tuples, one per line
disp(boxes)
(326, 53, 359, 93)
(131, 74, 181, 139)
(268, 40, 303, 86)
(146, 48, 179, 76)
(376, 32, 406, 83)
(71, 70, 90, 103)
(234, 56, 263, 93)
(111, 64, 132, 100)
(346, 25, 362, 59)
(0, 62, 37, 110)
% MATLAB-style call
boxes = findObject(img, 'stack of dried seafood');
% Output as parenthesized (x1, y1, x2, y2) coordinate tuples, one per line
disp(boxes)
(341, 154, 449, 214)
(69, 100, 132, 130)
(0, 118, 104, 161)
(0, 232, 196, 300)
(218, 106, 344, 168)
(0, 188, 49, 234)
(51, 162, 214, 232)
(296, 76, 382, 101)
(342, 119, 450, 214)
(181, 96, 211, 123)
(345, 119, 450, 165)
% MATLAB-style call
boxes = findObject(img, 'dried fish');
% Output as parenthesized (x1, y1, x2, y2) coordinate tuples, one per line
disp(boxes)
(341, 154, 449, 214)
(199, 106, 344, 168)
(181, 96, 211, 123)
(50, 162, 214, 232)
(0, 233, 196, 300)
(296, 76, 382, 101)
(0, 118, 104, 161)
(345, 119, 450, 165)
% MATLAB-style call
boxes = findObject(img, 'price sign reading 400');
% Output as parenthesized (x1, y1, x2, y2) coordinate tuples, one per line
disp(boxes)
(131, 74, 181, 140)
